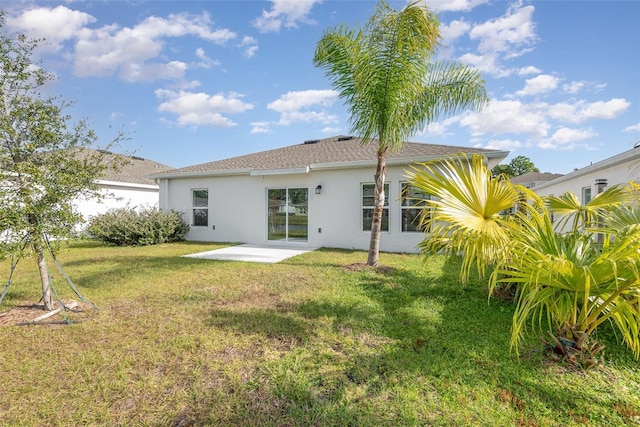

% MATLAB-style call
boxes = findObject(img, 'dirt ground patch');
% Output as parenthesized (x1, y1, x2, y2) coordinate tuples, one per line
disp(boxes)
(0, 301, 94, 327)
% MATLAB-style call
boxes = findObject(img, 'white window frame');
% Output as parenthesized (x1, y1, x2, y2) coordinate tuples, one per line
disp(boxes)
(191, 188, 208, 227)
(361, 182, 389, 232)
(400, 182, 431, 232)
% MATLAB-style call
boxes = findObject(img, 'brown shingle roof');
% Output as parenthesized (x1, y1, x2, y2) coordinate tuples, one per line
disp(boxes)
(150, 135, 507, 178)
(510, 171, 563, 184)
(99, 153, 173, 185)
(70, 148, 173, 185)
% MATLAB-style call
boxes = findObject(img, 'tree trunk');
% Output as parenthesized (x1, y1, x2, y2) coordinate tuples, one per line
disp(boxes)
(367, 147, 387, 267)
(33, 240, 54, 311)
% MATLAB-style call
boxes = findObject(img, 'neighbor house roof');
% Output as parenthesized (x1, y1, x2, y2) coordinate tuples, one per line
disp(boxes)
(98, 153, 173, 186)
(149, 135, 508, 179)
(511, 171, 564, 187)
(534, 146, 640, 191)
(71, 148, 173, 186)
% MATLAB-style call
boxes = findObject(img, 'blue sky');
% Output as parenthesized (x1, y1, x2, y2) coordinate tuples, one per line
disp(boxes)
(3, 0, 639, 174)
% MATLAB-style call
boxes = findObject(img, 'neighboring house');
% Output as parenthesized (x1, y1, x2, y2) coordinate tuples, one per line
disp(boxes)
(148, 135, 508, 253)
(533, 145, 640, 203)
(510, 171, 564, 189)
(75, 151, 173, 226)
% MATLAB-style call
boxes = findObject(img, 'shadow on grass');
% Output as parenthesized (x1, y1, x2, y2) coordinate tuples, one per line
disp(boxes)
(55, 255, 230, 290)
(184, 254, 638, 425)
(182, 257, 520, 425)
(204, 306, 312, 344)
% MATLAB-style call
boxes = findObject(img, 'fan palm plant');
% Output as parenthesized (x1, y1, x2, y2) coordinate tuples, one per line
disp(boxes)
(409, 154, 640, 365)
(406, 154, 521, 282)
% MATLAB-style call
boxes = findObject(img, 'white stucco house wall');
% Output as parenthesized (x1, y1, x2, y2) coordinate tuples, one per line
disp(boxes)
(75, 152, 173, 226)
(148, 136, 508, 253)
(533, 145, 640, 203)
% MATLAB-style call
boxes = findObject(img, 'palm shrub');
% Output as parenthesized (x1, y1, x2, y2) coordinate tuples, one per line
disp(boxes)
(87, 207, 189, 246)
(407, 155, 640, 366)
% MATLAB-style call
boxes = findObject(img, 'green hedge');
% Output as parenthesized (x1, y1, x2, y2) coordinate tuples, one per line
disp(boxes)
(87, 207, 189, 246)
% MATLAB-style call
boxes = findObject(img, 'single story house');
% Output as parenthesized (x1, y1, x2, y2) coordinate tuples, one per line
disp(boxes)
(533, 144, 640, 203)
(75, 151, 173, 225)
(148, 136, 508, 253)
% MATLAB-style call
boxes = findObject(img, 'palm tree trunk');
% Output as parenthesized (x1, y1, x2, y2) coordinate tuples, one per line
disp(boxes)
(33, 239, 54, 311)
(367, 147, 387, 267)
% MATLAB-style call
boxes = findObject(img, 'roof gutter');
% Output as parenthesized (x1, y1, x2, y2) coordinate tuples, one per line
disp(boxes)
(250, 166, 310, 176)
(96, 179, 159, 190)
(147, 150, 510, 179)
(146, 168, 253, 180)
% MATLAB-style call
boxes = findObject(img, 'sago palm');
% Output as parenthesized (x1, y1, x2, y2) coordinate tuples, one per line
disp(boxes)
(314, 0, 488, 266)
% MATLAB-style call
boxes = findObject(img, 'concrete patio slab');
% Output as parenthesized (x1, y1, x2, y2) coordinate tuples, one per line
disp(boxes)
(183, 244, 316, 264)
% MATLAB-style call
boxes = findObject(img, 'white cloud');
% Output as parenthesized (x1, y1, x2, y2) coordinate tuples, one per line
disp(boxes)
(455, 2, 537, 77)
(253, 0, 322, 33)
(537, 127, 597, 149)
(239, 36, 259, 58)
(562, 81, 607, 95)
(458, 52, 511, 77)
(425, 0, 490, 13)
(440, 19, 471, 43)
(267, 89, 339, 126)
(194, 48, 220, 69)
(251, 122, 272, 134)
(582, 99, 631, 120)
(422, 122, 450, 137)
(8, 5, 96, 52)
(516, 74, 559, 96)
(469, 2, 536, 54)
(459, 99, 549, 138)
(562, 81, 585, 95)
(458, 96, 629, 152)
(268, 89, 338, 112)
(546, 98, 630, 123)
(155, 89, 253, 128)
(517, 66, 541, 76)
(475, 139, 522, 151)
(73, 12, 236, 81)
(122, 61, 188, 83)
(279, 111, 338, 125)
(624, 123, 640, 133)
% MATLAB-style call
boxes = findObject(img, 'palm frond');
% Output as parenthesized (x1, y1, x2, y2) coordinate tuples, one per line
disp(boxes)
(546, 185, 631, 231)
(408, 153, 519, 280)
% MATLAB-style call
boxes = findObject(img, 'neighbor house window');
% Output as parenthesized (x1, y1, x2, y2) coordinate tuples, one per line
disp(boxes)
(582, 186, 592, 204)
(401, 182, 431, 232)
(192, 189, 208, 226)
(362, 183, 389, 232)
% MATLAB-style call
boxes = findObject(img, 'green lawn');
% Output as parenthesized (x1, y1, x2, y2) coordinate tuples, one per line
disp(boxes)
(0, 241, 638, 426)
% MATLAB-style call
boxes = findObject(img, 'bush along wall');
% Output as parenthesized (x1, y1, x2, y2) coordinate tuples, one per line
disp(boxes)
(87, 207, 189, 246)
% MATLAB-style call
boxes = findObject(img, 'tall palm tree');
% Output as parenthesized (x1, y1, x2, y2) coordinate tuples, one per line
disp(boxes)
(314, 0, 488, 266)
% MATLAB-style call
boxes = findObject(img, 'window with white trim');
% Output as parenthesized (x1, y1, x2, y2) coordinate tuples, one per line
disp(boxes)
(362, 183, 389, 232)
(400, 182, 431, 232)
(192, 189, 208, 226)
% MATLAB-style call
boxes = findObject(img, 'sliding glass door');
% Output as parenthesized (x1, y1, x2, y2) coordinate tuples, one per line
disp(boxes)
(267, 188, 308, 242)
